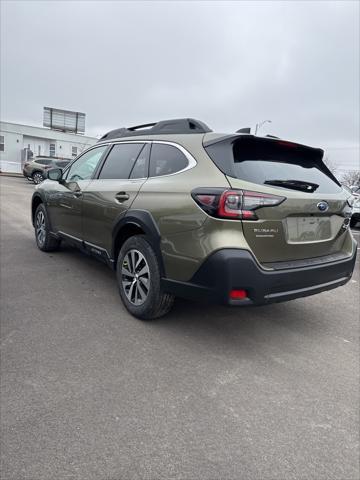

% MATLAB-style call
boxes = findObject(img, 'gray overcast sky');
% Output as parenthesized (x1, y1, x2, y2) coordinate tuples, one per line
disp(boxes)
(1, 0, 359, 171)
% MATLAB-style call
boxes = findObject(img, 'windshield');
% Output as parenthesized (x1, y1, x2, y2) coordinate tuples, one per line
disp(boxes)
(204, 136, 342, 194)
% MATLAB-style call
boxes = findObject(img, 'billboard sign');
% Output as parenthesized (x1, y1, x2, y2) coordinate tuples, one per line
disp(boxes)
(43, 107, 85, 134)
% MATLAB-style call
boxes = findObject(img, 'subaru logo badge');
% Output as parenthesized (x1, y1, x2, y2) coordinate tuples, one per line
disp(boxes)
(317, 201, 329, 212)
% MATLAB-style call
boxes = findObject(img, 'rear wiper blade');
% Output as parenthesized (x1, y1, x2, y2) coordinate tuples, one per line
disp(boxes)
(264, 179, 319, 192)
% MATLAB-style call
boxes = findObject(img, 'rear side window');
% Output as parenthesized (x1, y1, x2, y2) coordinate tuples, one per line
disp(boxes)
(205, 136, 342, 194)
(36, 159, 52, 165)
(149, 144, 188, 177)
(99, 143, 144, 179)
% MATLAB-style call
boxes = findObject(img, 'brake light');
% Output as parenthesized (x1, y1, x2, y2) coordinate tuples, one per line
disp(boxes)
(192, 188, 285, 220)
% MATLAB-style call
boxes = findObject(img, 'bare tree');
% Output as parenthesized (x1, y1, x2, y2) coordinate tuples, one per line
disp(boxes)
(341, 170, 360, 187)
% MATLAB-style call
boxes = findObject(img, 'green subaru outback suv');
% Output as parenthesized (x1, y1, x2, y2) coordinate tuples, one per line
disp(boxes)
(31, 118, 357, 319)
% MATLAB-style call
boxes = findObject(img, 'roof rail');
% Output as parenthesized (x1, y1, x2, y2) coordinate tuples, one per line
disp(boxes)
(99, 118, 212, 141)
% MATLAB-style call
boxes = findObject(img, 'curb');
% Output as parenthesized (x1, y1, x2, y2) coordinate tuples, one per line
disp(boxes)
(0, 172, 23, 178)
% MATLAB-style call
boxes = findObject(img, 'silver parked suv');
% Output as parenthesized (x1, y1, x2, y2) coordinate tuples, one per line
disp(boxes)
(23, 157, 70, 184)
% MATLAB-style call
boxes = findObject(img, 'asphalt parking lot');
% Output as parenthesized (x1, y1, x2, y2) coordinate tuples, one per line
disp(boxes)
(0, 175, 359, 480)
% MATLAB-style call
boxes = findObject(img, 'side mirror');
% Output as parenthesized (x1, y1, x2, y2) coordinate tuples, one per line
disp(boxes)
(47, 168, 62, 181)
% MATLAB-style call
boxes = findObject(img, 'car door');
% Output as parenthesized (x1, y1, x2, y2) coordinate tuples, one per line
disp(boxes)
(81, 142, 150, 254)
(46, 145, 108, 240)
(30, 158, 52, 175)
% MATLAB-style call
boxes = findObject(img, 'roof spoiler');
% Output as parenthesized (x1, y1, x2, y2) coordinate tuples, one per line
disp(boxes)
(98, 118, 212, 141)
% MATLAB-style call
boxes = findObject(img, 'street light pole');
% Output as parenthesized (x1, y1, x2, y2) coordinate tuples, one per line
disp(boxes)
(255, 119, 272, 135)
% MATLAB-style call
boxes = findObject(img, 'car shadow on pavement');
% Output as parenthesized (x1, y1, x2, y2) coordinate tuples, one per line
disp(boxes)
(54, 244, 331, 351)
(143, 293, 330, 359)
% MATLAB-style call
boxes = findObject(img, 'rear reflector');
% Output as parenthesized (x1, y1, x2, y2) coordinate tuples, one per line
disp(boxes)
(230, 289, 247, 300)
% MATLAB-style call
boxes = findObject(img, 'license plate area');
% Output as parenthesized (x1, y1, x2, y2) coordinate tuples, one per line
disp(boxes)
(285, 216, 332, 243)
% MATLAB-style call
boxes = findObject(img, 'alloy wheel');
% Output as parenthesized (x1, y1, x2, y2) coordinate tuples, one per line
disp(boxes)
(33, 173, 43, 184)
(121, 249, 150, 305)
(36, 210, 46, 246)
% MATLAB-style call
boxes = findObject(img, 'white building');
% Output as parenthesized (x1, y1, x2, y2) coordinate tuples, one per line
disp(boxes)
(0, 121, 97, 173)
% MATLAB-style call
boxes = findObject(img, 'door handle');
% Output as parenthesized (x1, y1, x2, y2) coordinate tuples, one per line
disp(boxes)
(115, 192, 130, 202)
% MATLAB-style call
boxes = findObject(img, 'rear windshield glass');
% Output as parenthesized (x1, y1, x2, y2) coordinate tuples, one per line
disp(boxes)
(205, 136, 341, 194)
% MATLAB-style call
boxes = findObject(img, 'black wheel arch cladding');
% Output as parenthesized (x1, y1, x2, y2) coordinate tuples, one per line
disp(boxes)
(112, 209, 166, 276)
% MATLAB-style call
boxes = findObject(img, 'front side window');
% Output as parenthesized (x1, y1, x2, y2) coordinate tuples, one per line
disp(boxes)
(149, 144, 188, 177)
(0, 135, 4, 152)
(49, 143, 56, 157)
(65, 146, 107, 182)
(99, 143, 144, 179)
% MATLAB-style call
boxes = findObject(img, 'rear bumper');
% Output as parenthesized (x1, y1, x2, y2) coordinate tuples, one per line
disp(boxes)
(162, 244, 357, 306)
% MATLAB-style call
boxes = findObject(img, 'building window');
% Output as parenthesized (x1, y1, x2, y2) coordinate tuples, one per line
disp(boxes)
(38, 145, 41, 156)
(49, 143, 55, 157)
(0, 135, 4, 152)
(72, 146, 77, 157)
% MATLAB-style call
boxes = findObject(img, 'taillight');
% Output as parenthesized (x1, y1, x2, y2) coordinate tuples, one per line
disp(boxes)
(192, 188, 285, 220)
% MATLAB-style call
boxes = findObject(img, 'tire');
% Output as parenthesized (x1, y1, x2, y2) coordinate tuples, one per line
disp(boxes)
(350, 217, 359, 228)
(26, 177, 33, 182)
(32, 171, 44, 184)
(117, 235, 175, 320)
(34, 203, 61, 252)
